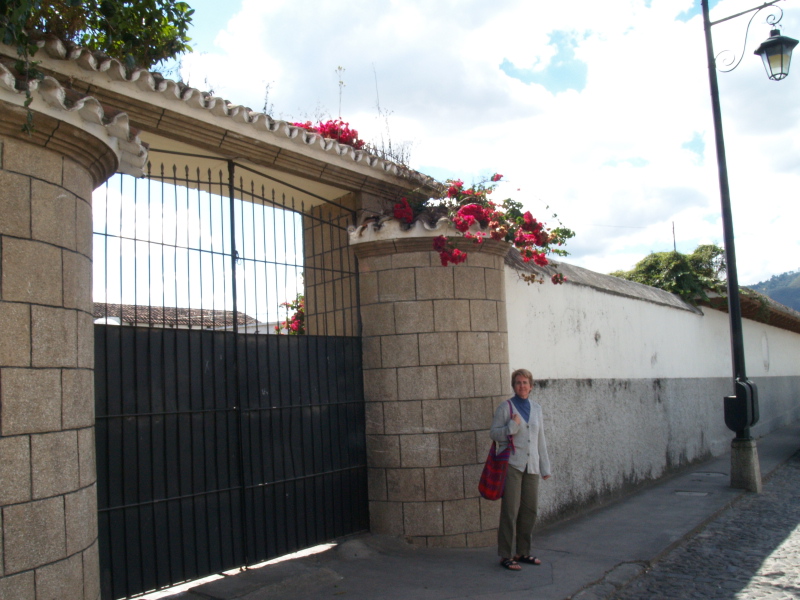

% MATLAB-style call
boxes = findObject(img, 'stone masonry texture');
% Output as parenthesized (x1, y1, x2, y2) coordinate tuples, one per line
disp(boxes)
(354, 238, 511, 547)
(0, 135, 100, 599)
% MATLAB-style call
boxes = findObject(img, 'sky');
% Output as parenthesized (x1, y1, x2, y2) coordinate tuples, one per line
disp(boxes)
(170, 0, 800, 285)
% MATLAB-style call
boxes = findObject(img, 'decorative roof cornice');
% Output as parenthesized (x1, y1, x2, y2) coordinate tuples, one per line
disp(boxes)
(505, 248, 702, 314)
(0, 58, 147, 182)
(507, 248, 800, 334)
(6, 35, 440, 198)
(349, 216, 454, 244)
(701, 291, 800, 336)
(348, 217, 511, 259)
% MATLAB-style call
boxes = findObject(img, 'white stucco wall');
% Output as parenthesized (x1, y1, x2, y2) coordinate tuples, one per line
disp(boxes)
(505, 267, 800, 380)
(501, 260, 800, 525)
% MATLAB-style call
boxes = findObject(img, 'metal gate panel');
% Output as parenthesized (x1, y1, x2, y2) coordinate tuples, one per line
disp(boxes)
(93, 153, 366, 599)
(237, 334, 367, 563)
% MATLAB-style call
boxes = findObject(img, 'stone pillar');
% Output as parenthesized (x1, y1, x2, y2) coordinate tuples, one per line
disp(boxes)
(352, 224, 511, 548)
(0, 81, 144, 599)
(0, 135, 100, 599)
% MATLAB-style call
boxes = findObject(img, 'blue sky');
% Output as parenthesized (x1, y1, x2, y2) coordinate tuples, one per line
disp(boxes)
(172, 0, 800, 284)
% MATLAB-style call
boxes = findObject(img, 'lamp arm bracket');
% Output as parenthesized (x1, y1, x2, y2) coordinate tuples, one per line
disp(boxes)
(713, 1, 785, 72)
(709, 0, 783, 27)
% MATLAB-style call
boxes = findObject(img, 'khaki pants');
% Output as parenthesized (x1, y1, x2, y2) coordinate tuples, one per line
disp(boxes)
(497, 466, 540, 559)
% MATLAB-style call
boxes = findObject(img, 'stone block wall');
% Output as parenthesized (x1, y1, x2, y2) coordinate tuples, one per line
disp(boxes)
(303, 195, 358, 336)
(353, 236, 511, 547)
(0, 136, 100, 599)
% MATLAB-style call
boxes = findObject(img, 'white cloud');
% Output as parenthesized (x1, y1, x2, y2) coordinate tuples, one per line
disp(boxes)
(182, 0, 800, 284)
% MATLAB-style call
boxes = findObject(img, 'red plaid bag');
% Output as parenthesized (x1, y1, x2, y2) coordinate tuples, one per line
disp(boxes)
(478, 401, 515, 501)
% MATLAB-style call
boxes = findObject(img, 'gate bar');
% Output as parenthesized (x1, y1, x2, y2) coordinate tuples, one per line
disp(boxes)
(228, 160, 250, 569)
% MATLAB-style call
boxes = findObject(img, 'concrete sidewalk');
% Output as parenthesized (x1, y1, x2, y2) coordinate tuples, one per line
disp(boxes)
(158, 423, 800, 600)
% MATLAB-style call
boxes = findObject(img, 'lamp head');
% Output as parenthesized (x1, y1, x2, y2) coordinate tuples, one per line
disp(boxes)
(754, 28, 799, 80)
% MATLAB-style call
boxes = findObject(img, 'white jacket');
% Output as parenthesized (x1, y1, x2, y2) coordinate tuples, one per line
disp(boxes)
(489, 397, 551, 477)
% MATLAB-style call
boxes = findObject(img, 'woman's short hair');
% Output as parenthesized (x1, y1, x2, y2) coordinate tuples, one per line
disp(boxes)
(511, 368, 534, 387)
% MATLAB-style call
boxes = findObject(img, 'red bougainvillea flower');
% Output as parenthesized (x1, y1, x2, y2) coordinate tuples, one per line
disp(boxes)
(291, 119, 366, 150)
(433, 235, 469, 266)
(452, 215, 471, 232)
(514, 229, 550, 250)
(439, 248, 467, 266)
(433, 235, 449, 252)
(458, 204, 491, 226)
(385, 170, 573, 282)
(551, 273, 567, 284)
(276, 293, 305, 335)
(394, 197, 414, 224)
(446, 180, 464, 198)
(521, 211, 543, 233)
(453, 203, 492, 233)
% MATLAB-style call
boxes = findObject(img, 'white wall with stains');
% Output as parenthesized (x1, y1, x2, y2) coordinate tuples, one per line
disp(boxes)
(501, 260, 800, 525)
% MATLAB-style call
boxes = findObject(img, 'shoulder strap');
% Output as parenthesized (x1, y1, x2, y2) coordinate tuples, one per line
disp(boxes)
(506, 400, 516, 453)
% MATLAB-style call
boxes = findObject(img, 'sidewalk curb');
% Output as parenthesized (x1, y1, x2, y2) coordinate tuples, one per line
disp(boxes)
(566, 446, 799, 600)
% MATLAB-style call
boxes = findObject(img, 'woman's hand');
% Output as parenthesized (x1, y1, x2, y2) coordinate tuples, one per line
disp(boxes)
(511, 413, 521, 425)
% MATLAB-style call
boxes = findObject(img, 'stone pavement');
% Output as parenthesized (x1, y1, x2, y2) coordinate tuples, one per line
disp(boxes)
(608, 451, 800, 600)
(150, 423, 800, 600)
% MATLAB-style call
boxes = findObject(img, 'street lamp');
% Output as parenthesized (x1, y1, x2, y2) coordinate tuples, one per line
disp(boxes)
(754, 28, 799, 78)
(701, 0, 797, 492)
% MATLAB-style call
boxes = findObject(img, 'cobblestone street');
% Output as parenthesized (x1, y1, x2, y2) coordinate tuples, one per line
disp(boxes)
(612, 452, 800, 600)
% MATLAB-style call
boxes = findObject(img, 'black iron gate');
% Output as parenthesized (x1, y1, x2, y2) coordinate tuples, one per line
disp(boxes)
(93, 152, 367, 599)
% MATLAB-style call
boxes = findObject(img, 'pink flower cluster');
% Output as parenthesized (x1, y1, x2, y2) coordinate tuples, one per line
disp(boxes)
(514, 212, 551, 266)
(291, 119, 366, 150)
(453, 203, 491, 232)
(394, 172, 574, 283)
(275, 294, 305, 335)
(433, 235, 467, 266)
(394, 197, 414, 224)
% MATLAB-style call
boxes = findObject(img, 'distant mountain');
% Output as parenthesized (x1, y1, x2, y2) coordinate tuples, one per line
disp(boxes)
(746, 270, 800, 313)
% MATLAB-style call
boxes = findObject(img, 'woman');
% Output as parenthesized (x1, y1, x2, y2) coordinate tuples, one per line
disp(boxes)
(490, 368, 551, 571)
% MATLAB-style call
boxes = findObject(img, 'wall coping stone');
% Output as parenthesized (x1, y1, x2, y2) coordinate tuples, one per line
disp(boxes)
(0, 37, 438, 199)
(350, 218, 511, 260)
(0, 63, 146, 184)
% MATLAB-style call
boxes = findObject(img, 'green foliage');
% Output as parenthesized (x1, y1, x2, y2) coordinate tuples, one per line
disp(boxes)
(2, 0, 194, 69)
(2, 0, 46, 131)
(610, 244, 727, 304)
(2, 0, 193, 132)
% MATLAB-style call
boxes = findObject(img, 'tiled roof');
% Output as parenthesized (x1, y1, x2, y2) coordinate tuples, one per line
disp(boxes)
(0, 57, 147, 177)
(21, 35, 439, 195)
(701, 291, 800, 336)
(94, 302, 262, 328)
(506, 249, 800, 335)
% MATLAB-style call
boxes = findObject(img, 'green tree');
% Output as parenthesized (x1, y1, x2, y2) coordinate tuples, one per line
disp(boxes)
(2, 0, 193, 131)
(2, 0, 194, 69)
(610, 244, 727, 304)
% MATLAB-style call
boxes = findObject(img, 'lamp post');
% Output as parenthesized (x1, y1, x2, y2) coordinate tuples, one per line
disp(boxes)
(701, 0, 797, 492)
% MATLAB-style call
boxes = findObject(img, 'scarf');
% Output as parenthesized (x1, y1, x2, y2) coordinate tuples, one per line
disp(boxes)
(510, 395, 531, 423)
